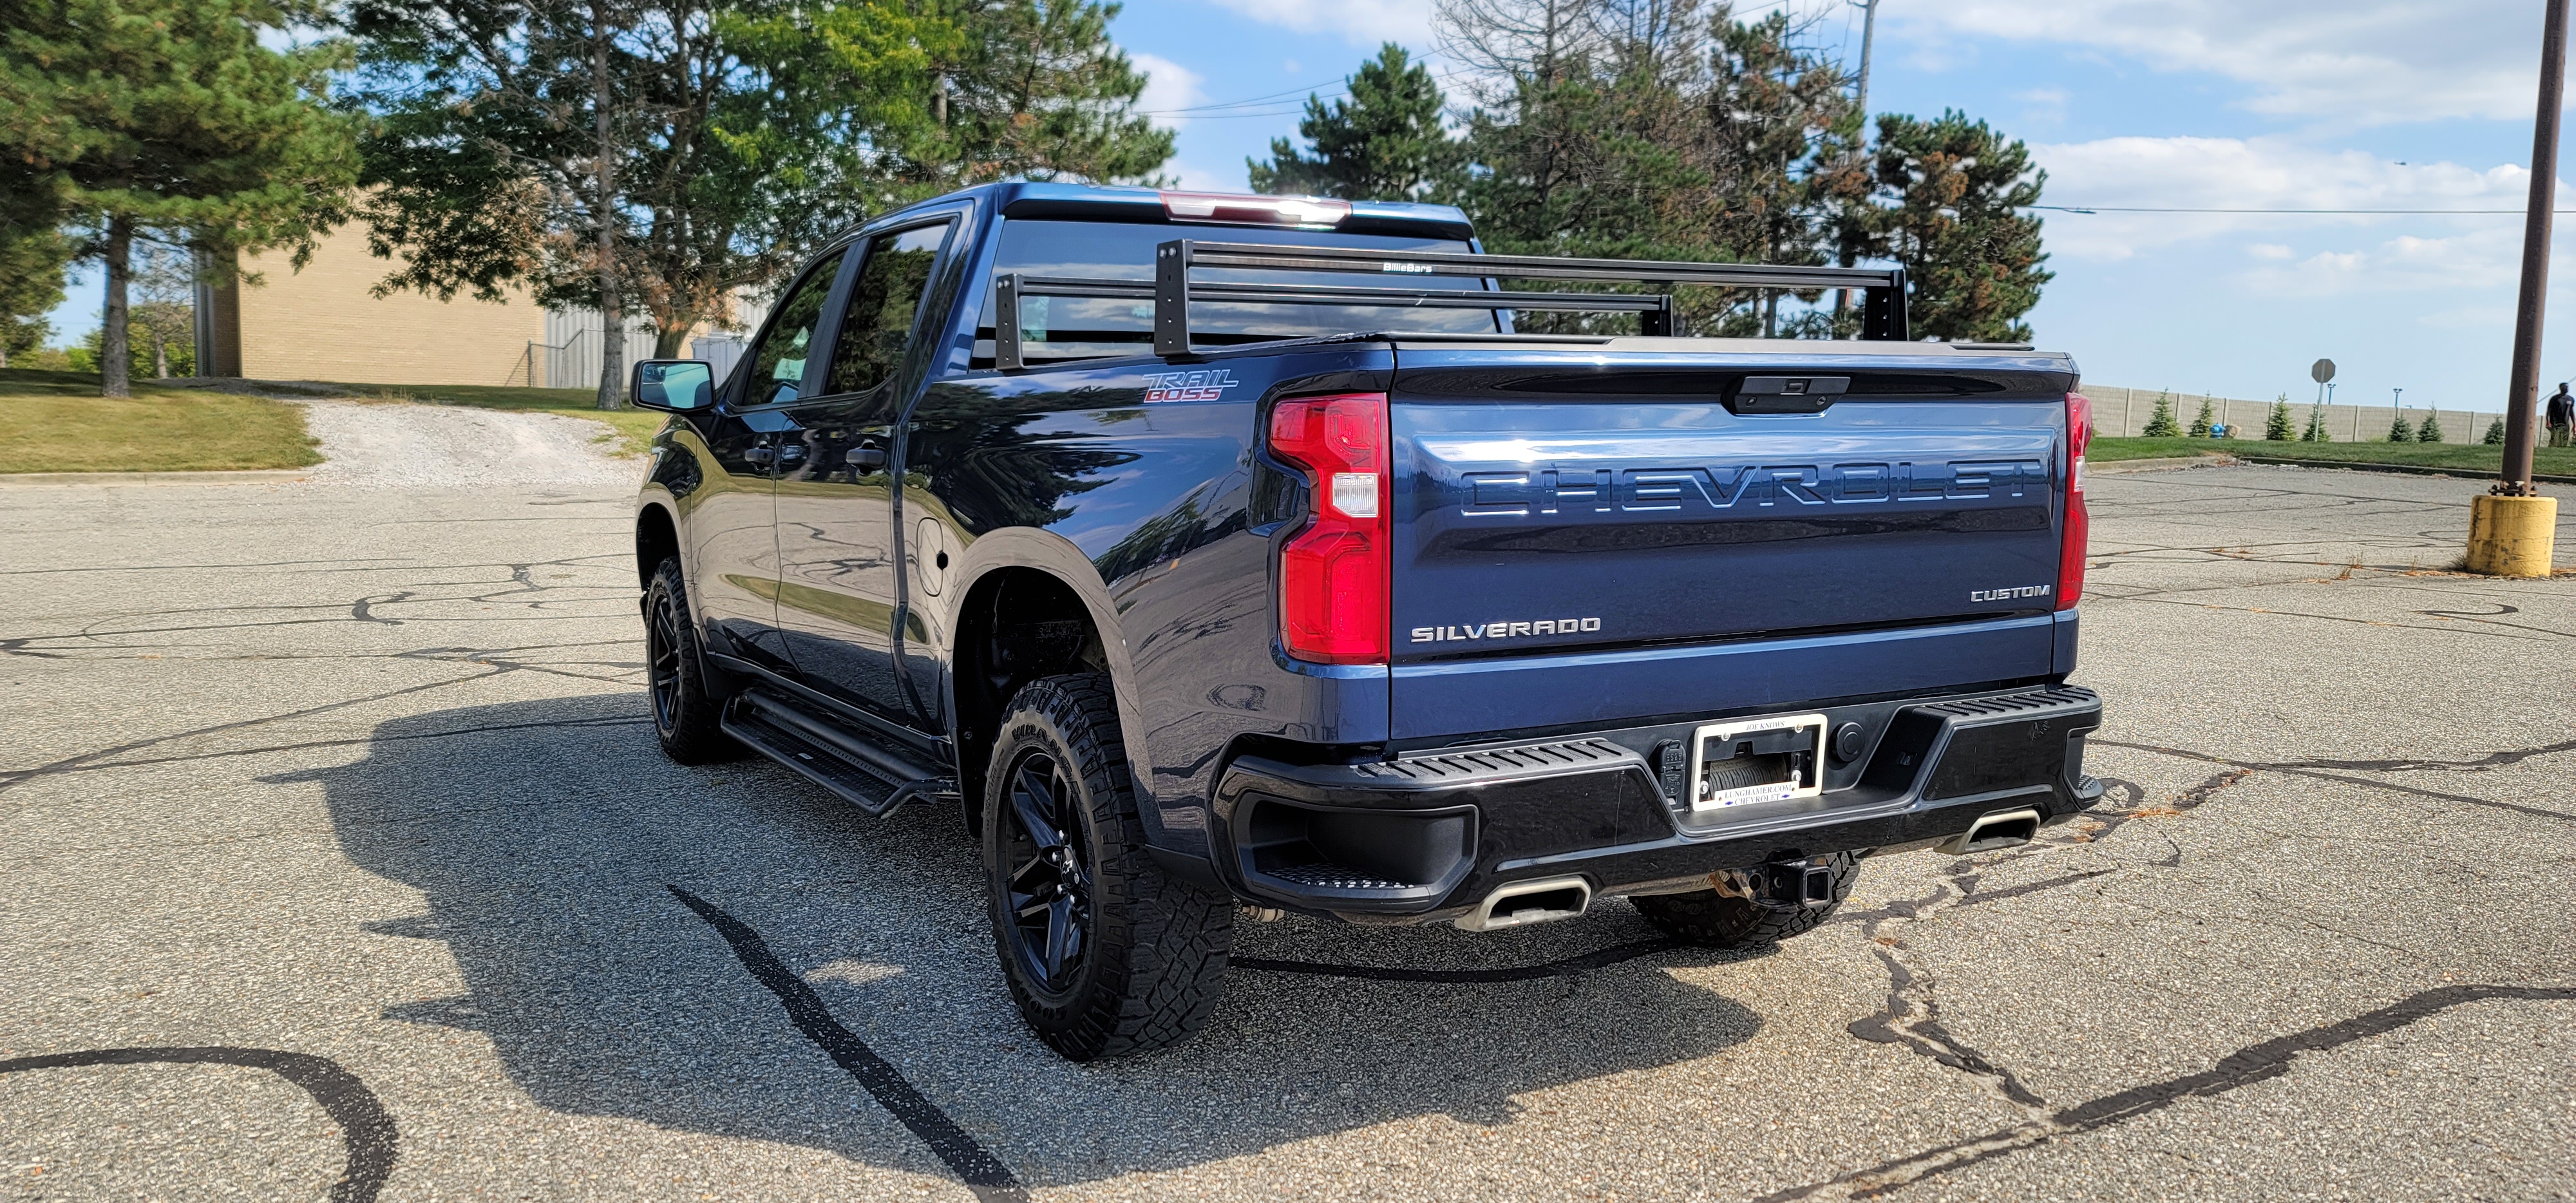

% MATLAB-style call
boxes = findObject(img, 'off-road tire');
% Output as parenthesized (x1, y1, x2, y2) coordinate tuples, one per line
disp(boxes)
(982, 673, 1232, 1061)
(1630, 853, 1861, 948)
(643, 557, 741, 765)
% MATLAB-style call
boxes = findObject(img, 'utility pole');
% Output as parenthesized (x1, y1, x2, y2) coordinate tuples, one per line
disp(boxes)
(1835, 0, 1884, 329)
(2469, 0, 2567, 574)
(1851, 0, 1881, 120)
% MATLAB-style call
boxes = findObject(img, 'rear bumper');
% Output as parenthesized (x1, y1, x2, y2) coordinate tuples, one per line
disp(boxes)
(1209, 685, 2104, 920)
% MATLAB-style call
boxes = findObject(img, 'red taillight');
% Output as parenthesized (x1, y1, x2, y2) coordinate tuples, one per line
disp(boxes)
(1270, 393, 1390, 663)
(2058, 392, 2091, 610)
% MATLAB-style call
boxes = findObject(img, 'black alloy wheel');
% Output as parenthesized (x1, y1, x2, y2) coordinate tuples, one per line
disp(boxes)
(980, 673, 1232, 1060)
(998, 749, 1093, 994)
(641, 557, 739, 764)
(646, 585, 688, 732)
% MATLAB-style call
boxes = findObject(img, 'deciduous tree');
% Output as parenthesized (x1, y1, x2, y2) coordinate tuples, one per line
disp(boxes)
(355, 0, 1168, 405)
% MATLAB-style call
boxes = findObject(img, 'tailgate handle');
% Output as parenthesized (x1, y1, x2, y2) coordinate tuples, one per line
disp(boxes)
(1728, 375, 1850, 415)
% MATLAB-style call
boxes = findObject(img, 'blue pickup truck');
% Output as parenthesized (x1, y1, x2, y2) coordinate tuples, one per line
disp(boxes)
(626, 182, 2104, 1060)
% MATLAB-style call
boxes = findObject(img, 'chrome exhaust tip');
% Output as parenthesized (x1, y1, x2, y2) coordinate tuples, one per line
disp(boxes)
(1936, 807, 2045, 855)
(1454, 875, 1591, 932)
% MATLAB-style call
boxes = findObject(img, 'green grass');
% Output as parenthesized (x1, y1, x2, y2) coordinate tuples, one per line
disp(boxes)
(0, 368, 322, 473)
(334, 382, 668, 456)
(2092, 435, 2576, 478)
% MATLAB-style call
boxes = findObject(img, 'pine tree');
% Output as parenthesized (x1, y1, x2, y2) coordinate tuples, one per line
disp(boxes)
(2484, 416, 2507, 445)
(0, 0, 359, 396)
(2387, 412, 2412, 442)
(2188, 396, 2215, 438)
(2415, 411, 2444, 442)
(0, 223, 70, 368)
(2266, 393, 2294, 440)
(1251, 44, 1457, 200)
(1869, 111, 2050, 343)
(2302, 403, 2329, 442)
(2143, 390, 2181, 437)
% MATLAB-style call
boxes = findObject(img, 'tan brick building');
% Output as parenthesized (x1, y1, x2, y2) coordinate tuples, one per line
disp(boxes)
(198, 222, 549, 386)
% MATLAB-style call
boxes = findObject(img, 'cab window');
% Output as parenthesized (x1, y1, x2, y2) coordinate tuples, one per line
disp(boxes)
(826, 223, 952, 397)
(743, 250, 846, 405)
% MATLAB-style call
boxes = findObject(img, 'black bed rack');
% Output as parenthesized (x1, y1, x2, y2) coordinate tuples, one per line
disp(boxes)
(991, 238, 1909, 370)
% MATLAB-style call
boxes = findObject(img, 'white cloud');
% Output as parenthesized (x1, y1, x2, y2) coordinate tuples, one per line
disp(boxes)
(2032, 136, 2535, 261)
(2237, 227, 2526, 297)
(1163, 158, 1245, 191)
(1890, 1, 2554, 127)
(2248, 243, 2294, 260)
(1132, 52, 1206, 131)
(1204, 0, 1435, 45)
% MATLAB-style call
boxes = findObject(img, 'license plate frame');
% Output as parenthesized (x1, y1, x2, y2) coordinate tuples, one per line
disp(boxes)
(1687, 712, 1829, 812)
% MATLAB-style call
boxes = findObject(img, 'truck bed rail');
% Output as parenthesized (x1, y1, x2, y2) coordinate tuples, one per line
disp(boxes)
(991, 239, 1910, 370)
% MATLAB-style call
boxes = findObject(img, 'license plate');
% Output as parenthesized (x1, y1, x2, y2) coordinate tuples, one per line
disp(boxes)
(1687, 712, 1828, 811)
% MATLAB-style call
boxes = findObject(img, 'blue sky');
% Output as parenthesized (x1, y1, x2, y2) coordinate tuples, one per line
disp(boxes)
(48, 1, 2576, 413)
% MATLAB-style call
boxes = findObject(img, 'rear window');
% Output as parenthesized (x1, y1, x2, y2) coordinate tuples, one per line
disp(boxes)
(976, 220, 1498, 366)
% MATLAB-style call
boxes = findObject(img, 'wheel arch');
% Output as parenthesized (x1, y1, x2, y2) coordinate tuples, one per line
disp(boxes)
(942, 530, 1155, 838)
(636, 500, 682, 587)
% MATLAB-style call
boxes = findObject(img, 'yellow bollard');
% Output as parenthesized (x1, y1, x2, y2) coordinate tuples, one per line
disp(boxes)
(2465, 493, 2561, 576)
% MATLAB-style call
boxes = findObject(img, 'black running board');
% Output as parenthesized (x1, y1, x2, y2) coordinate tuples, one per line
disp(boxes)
(721, 690, 956, 817)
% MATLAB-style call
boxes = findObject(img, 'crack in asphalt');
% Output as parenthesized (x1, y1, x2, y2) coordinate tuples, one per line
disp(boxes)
(2095, 739, 2576, 824)
(0, 1046, 399, 1203)
(1841, 871, 2054, 1115)
(667, 886, 1028, 1203)
(1758, 983, 2576, 1201)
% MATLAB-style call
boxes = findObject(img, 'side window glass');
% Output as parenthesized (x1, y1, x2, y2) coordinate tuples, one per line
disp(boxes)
(825, 224, 950, 398)
(744, 250, 845, 405)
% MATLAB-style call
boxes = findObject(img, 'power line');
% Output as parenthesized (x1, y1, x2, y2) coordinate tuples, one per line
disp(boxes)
(2033, 204, 2576, 214)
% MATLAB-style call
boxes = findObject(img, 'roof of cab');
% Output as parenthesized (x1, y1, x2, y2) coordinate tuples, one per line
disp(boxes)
(873, 180, 1477, 241)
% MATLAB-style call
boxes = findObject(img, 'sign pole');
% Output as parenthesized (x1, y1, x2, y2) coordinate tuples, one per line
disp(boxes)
(2472, 0, 2567, 574)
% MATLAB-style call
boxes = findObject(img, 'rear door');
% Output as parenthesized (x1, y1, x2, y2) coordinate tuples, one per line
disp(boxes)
(1388, 348, 2074, 661)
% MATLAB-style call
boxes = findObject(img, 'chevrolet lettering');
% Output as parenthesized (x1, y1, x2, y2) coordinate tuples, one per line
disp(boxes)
(623, 180, 2102, 1062)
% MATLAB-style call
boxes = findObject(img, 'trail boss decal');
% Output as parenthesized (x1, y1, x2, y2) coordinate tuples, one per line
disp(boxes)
(1141, 368, 1240, 403)
(1412, 617, 1602, 643)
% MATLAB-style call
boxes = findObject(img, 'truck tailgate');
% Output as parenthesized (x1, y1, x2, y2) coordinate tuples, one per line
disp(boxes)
(1389, 347, 2076, 668)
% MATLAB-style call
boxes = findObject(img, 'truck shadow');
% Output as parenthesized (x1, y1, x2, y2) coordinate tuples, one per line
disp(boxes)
(287, 692, 1763, 1186)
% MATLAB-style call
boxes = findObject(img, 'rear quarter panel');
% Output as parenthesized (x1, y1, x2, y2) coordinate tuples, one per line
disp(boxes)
(905, 347, 1394, 853)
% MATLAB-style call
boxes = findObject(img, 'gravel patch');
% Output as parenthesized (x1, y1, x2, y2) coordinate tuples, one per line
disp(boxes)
(297, 399, 637, 490)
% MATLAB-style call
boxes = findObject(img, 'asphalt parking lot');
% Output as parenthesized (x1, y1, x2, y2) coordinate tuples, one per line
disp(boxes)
(4, 451, 2572, 1202)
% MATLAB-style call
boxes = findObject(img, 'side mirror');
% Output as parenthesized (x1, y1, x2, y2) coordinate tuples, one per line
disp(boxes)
(631, 359, 715, 412)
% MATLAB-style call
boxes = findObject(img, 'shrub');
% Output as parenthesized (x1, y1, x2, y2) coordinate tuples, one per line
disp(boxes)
(2483, 416, 2507, 445)
(2187, 396, 2215, 438)
(2387, 413, 2412, 442)
(2416, 412, 2444, 442)
(2142, 390, 2181, 437)
(2302, 403, 2331, 442)
(2266, 394, 2295, 440)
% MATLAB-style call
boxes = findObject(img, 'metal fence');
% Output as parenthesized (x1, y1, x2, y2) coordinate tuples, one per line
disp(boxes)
(2080, 384, 2508, 445)
(505, 297, 770, 390)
